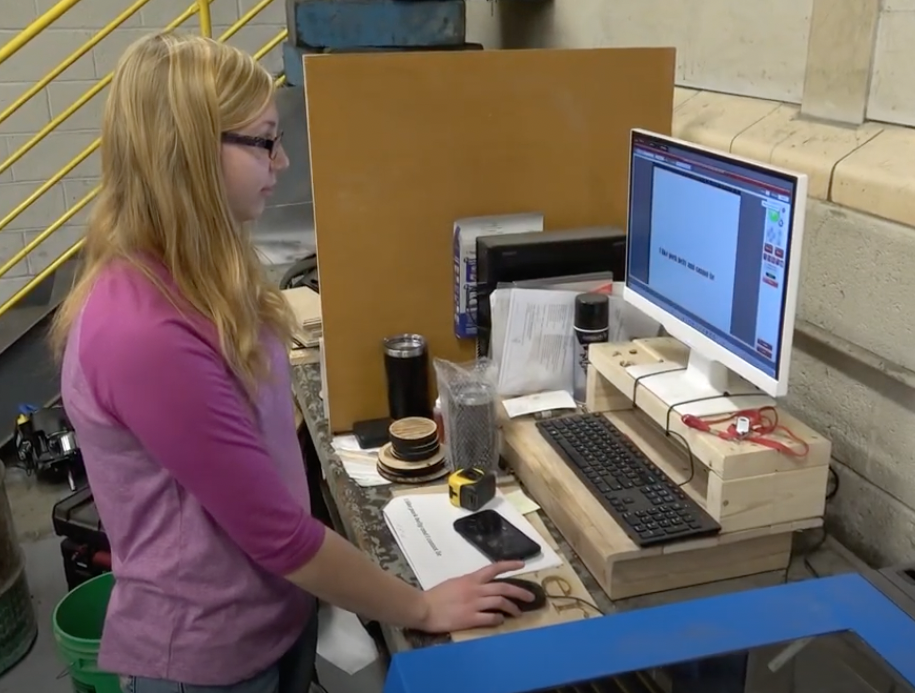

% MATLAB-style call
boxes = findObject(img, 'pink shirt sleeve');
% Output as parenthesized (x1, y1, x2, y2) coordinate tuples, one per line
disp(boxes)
(86, 314, 325, 577)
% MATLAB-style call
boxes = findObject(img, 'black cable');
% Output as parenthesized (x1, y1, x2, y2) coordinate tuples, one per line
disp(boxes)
(826, 466, 839, 501)
(545, 593, 604, 616)
(630, 368, 700, 486)
(630, 367, 840, 580)
(801, 525, 829, 578)
(797, 468, 838, 578)
(630, 367, 686, 406)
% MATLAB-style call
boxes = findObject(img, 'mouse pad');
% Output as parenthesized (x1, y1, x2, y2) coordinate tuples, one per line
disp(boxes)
(390, 482, 601, 642)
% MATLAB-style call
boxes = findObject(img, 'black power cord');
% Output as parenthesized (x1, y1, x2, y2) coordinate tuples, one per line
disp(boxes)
(545, 593, 604, 616)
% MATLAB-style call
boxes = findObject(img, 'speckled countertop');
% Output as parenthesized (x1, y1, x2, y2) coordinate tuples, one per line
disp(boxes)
(289, 361, 849, 658)
(290, 362, 615, 654)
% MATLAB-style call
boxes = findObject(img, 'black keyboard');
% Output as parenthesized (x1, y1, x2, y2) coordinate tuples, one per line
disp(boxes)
(536, 413, 721, 547)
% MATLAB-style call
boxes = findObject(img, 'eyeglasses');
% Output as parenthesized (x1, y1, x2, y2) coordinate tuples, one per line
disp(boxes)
(221, 131, 284, 160)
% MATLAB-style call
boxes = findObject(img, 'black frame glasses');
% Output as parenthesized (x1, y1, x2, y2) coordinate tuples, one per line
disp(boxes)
(221, 131, 284, 160)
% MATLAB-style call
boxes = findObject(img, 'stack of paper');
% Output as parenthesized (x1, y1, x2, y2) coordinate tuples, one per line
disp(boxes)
(332, 435, 388, 487)
(383, 492, 562, 589)
(490, 287, 578, 397)
(283, 286, 323, 349)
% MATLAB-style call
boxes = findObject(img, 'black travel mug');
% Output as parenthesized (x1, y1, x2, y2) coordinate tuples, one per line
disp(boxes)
(383, 334, 432, 421)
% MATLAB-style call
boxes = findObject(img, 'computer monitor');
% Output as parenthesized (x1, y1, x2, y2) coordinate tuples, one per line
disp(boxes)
(623, 129, 807, 409)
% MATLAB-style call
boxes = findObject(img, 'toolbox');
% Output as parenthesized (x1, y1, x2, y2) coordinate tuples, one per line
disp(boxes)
(52, 487, 110, 590)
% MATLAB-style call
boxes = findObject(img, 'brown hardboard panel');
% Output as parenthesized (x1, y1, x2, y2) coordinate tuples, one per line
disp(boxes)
(303, 47, 675, 433)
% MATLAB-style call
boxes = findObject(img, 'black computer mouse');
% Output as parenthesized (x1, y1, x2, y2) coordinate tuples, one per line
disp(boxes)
(485, 577, 547, 615)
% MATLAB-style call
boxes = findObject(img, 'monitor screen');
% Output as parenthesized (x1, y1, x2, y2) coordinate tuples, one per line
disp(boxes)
(625, 131, 800, 381)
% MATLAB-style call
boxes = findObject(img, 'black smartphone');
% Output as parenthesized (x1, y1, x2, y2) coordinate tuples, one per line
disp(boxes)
(453, 509, 542, 562)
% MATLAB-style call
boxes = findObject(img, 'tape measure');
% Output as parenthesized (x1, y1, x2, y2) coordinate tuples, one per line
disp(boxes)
(448, 467, 497, 511)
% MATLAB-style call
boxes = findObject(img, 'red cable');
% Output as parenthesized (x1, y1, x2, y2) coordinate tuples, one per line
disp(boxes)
(680, 406, 809, 458)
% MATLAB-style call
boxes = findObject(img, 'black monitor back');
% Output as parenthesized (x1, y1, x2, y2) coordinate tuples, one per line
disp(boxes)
(475, 226, 627, 356)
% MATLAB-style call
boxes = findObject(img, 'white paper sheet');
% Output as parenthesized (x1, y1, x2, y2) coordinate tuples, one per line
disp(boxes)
(316, 604, 380, 676)
(331, 436, 390, 487)
(494, 288, 578, 397)
(501, 390, 577, 419)
(382, 492, 562, 589)
(503, 489, 541, 515)
(488, 287, 512, 363)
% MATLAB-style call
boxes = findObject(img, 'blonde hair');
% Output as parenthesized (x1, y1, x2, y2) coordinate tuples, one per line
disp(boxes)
(51, 32, 295, 393)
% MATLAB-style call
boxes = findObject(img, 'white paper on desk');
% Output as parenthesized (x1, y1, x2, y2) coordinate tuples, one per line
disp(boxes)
(488, 287, 511, 362)
(332, 434, 380, 455)
(503, 489, 541, 515)
(332, 435, 389, 486)
(318, 336, 330, 420)
(316, 604, 380, 676)
(495, 288, 578, 398)
(382, 492, 562, 589)
(340, 459, 390, 487)
(502, 390, 577, 419)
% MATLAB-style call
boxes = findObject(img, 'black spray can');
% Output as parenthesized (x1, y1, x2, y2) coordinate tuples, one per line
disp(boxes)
(573, 293, 610, 402)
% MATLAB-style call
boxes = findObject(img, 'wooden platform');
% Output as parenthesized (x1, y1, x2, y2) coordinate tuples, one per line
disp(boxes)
(501, 337, 831, 601)
(588, 338, 831, 531)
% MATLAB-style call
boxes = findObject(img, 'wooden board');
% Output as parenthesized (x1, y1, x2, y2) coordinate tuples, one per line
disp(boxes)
(302, 48, 676, 432)
(587, 338, 832, 480)
(502, 419, 808, 600)
(390, 482, 599, 641)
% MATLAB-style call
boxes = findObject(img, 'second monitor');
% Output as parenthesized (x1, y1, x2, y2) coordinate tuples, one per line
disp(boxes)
(624, 129, 807, 411)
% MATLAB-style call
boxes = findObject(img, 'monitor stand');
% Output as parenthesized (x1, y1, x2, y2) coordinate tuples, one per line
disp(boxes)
(634, 349, 775, 418)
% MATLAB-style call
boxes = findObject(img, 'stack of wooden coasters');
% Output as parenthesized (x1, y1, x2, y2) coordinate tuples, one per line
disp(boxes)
(377, 417, 448, 484)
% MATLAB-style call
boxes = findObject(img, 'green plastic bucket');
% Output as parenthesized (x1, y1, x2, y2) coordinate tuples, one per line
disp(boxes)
(52, 572, 121, 693)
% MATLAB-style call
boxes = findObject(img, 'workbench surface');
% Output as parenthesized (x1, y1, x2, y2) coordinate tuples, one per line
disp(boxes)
(290, 362, 861, 655)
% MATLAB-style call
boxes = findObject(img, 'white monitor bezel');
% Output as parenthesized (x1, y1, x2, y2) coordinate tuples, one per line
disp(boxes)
(623, 128, 807, 399)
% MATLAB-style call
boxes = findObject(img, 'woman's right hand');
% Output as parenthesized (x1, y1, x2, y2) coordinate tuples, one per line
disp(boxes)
(415, 561, 535, 633)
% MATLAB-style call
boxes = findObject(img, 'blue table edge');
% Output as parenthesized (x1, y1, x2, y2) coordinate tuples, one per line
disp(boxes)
(384, 574, 915, 693)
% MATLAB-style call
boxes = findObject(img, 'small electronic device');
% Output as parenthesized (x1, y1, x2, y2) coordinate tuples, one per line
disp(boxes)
(14, 404, 84, 490)
(485, 577, 547, 615)
(475, 226, 627, 357)
(453, 509, 542, 562)
(352, 418, 391, 450)
(448, 467, 497, 511)
(624, 129, 807, 403)
(536, 413, 721, 547)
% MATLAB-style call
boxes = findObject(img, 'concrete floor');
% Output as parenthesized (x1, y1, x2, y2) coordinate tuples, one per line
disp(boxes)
(0, 536, 71, 693)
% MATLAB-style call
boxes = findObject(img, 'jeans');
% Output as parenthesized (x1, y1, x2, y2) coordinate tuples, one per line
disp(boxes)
(120, 611, 319, 693)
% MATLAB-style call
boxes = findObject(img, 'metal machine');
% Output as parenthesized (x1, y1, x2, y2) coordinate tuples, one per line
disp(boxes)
(281, 0, 481, 85)
(13, 403, 83, 490)
(383, 572, 915, 693)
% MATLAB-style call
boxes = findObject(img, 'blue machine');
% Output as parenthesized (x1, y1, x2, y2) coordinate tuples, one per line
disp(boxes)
(384, 573, 915, 693)
(282, 0, 478, 86)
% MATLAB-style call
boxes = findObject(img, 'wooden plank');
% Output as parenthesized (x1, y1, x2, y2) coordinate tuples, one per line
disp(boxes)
(707, 465, 830, 532)
(502, 419, 806, 600)
(588, 338, 832, 479)
(303, 48, 675, 432)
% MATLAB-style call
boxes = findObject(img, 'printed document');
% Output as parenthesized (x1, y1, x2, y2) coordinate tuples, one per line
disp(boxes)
(383, 492, 562, 589)
(492, 288, 578, 397)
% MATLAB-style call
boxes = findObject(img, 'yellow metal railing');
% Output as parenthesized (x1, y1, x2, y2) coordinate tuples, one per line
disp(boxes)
(0, 0, 287, 319)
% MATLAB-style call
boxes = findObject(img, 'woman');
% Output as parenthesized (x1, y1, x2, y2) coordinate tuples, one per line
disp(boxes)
(53, 32, 531, 693)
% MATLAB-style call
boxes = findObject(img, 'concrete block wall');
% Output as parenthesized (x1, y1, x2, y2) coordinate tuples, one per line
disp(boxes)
(492, 0, 915, 565)
(0, 0, 288, 306)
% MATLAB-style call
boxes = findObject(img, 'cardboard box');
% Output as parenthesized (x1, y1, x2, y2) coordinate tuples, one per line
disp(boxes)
(452, 212, 543, 339)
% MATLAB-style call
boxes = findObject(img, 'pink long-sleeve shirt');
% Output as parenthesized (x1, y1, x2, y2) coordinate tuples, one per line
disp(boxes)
(60, 259, 326, 686)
